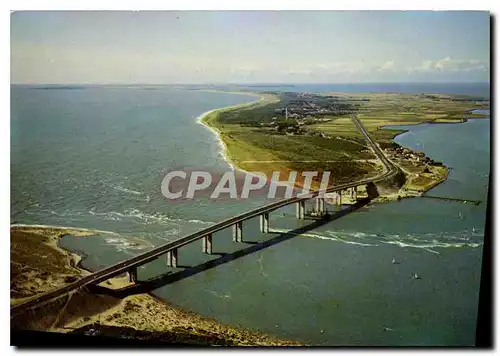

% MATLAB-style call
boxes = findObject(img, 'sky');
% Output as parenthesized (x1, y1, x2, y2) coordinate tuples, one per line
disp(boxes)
(10, 11, 490, 84)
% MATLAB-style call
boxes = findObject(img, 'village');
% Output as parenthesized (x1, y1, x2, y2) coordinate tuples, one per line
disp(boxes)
(383, 145, 443, 169)
(255, 92, 356, 137)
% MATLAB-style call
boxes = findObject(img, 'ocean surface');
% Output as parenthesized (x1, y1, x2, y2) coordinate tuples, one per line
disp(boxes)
(11, 83, 490, 346)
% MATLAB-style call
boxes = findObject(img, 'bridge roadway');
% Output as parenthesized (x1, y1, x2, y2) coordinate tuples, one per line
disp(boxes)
(11, 115, 399, 315)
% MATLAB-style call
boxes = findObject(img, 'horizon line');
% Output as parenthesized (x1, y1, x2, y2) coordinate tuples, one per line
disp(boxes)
(10, 81, 491, 86)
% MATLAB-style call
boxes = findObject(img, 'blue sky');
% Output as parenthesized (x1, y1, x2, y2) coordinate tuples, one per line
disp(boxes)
(11, 11, 490, 84)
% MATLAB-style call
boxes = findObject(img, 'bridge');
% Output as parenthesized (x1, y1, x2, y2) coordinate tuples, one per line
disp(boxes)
(11, 115, 399, 316)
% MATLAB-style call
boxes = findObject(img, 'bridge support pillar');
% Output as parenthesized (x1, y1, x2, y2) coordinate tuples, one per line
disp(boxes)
(260, 213, 270, 233)
(128, 267, 138, 283)
(296, 200, 306, 219)
(202, 234, 213, 254)
(333, 191, 342, 206)
(316, 197, 325, 214)
(233, 221, 243, 242)
(167, 249, 178, 268)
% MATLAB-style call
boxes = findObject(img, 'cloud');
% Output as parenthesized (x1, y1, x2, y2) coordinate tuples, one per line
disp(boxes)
(413, 57, 489, 73)
(378, 60, 395, 72)
(281, 61, 372, 77)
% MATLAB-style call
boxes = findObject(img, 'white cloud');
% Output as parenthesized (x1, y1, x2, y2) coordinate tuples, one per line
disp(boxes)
(413, 57, 489, 73)
(378, 60, 395, 72)
(281, 61, 372, 77)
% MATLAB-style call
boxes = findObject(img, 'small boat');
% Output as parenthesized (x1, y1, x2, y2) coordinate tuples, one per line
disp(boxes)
(472, 227, 477, 233)
(392, 257, 399, 264)
(459, 212, 464, 219)
(413, 273, 421, 280)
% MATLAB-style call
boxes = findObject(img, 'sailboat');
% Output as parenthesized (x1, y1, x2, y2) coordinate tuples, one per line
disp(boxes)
(392, 257, 399, 264)
(413, 273, 421, 280)
(459, 212, 464, 219)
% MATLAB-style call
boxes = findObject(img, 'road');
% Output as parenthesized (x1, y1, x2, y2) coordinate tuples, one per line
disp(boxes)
(11, 115, 399, 315)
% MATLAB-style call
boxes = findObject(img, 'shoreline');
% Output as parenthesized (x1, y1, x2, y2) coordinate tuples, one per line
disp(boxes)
(196, 91, 279, 174)
(378, 113, 489, 196)
(196, 93, 262, 173)
(381, 111, 491, 138)
(10, 225, 301, 345)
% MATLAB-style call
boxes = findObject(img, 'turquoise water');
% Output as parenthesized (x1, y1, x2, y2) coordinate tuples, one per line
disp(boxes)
(11, 85, 489, 345)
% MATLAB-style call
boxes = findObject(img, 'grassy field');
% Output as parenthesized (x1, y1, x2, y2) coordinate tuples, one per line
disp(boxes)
(311, 92, 489, 144)
(202, 96, 378, 188)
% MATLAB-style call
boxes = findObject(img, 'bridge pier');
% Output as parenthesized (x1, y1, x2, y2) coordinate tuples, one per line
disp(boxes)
(333, 191, 342, 206)
(260, 213, 270, 233)
(296, 200, 306, 219)
(128, 267, 138, 283)
(167, 248, 178, 268)
(315, 197, 326, 214)
(202, 234, 213, 254)
(233, 221, 243, 242)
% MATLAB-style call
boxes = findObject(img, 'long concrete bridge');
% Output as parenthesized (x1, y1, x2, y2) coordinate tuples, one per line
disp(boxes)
(11, 115, 399, 316)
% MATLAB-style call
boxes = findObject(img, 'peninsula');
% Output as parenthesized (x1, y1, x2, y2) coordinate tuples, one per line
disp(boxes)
(200, 90, 489, 202)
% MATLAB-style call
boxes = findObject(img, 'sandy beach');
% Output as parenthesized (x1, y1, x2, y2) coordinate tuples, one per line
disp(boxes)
(196, 91, 278, 173)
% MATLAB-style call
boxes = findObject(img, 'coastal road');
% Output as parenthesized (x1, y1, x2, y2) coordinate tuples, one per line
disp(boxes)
(11, 115, 399, 316)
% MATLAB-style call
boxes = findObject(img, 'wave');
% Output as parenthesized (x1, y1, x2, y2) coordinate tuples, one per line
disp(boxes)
(103, 183, 151, 201)
(10, 223, 119, 236)
(103, 235, 154, 252)
(21, 207, 215, 230)
(196, 109, 238, 171)
(11, 223, 157, 253)
(109, 185, 142, 196)
(88, 207, 214, 226)
(270, 227, 483, 254)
